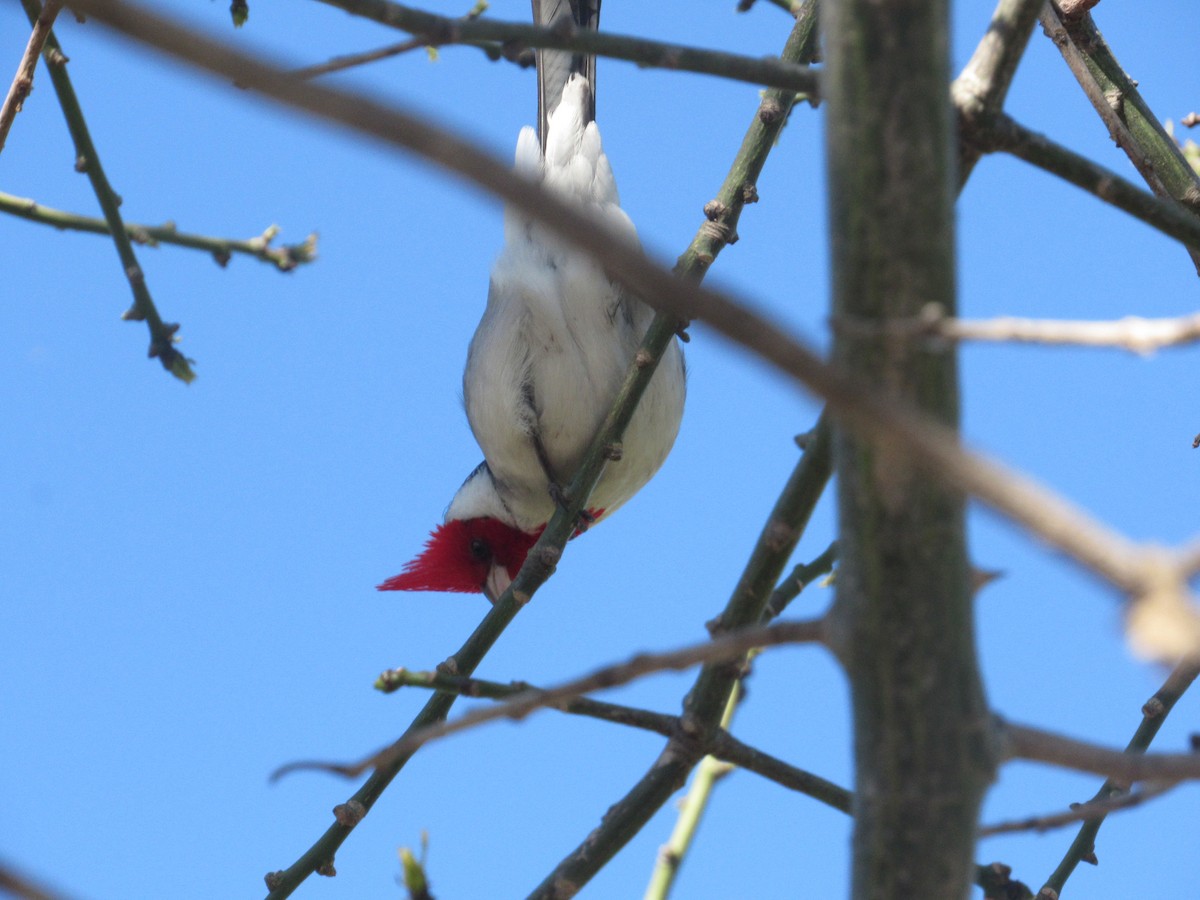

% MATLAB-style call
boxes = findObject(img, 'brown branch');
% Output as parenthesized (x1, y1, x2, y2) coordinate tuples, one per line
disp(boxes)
(1001, 718, 1200, 783)
(289, 38, 429, 79)
(314, 0, 820, 97)
(272, 618, 830, 782)
(0, 0, 62, 154)
(0, 859, 76, 900)
(836, 305, 1200, 356)
(0, 191, 316, 270)
(979, 781, 1175, 838)
(290, 2, 492, 79)
(375, 665, 853, 815)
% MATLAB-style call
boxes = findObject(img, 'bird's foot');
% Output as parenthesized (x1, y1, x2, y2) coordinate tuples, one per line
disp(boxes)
(547, 482, 597, 534)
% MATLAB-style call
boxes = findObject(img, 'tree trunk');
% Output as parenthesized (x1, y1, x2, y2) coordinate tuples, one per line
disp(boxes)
(824, 1, 998, 897)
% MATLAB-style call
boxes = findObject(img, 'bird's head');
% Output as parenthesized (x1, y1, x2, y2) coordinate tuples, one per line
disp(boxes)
(377, 517, 542, 601)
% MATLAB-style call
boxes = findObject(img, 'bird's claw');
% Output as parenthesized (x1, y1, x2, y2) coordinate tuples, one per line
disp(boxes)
(547, 482, 596, 533)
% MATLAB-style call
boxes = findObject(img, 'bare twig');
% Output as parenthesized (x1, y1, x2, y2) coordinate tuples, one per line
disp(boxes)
(289, 38, 429, 80)
(313, 0, 820, 97)
(291, 1, 492, 79)
(20, 0, 194, 381)
(0, 191, 316, 270)
(375, 665, 853, 814)
(272, 618, 830, 782)
(952, 0, 1045, 183)
(0, 0, 62, 154)
(1001, 718, 1200, 783)
(980, 781, 1176, 837)
(1041, 657, 1200, 895)
(972, 113, 1200, 253)
(837, 305, 1200, 356)
(764, 540, 837, 620)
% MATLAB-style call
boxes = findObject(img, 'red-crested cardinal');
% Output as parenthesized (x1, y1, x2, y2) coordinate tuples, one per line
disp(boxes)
(379, 0, 685, 601)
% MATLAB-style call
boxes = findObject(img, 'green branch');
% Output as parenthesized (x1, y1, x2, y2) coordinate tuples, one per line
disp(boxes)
(763, 540, 837, 620)
(0, 191, 317, 271)
(1040, 5, 1200, 272)
(21, 0, 194, 382)
(1040, 658, 1200, 897)
(826, 0, 994, 895)
(313, 0, 820, 98)
(643, 686, 742, 900)
(952, 0, 1045, 184)
(974, 114, 1200, 252)
(528, 9, 826, 894)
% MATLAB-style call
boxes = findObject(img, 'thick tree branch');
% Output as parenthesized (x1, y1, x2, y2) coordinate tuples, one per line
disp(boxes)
(20, 0, 194, 382)
(1040, 4, 1200, 272)
(314, 0, 821, 97)
(826, 0, 994, 895)
(0, 0, 62, 153)
(0, 191, 316, 271)
(952, 0, 1045, 184)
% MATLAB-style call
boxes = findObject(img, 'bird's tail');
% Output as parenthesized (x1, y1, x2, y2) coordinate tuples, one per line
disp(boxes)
(532, 0, 601, 152)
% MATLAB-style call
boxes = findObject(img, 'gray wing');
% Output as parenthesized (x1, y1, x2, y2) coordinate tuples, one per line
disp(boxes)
(531, 0, 601, 151)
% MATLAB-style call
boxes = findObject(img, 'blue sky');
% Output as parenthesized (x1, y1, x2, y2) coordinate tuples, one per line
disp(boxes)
(3, 1, 1199, 898)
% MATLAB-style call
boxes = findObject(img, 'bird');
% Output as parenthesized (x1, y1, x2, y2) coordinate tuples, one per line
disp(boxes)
(378, 0, 685, 602)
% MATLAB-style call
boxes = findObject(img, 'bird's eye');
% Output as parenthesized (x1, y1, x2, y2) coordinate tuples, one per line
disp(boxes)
(469, 537, 491, 562)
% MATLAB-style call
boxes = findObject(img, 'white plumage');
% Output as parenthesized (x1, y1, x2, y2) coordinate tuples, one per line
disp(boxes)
(380, 3, 685, 600)
(449, 74, 685, 533)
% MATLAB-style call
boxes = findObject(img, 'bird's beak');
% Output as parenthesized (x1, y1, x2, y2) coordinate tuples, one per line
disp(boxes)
(483, 563, 513, 605)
